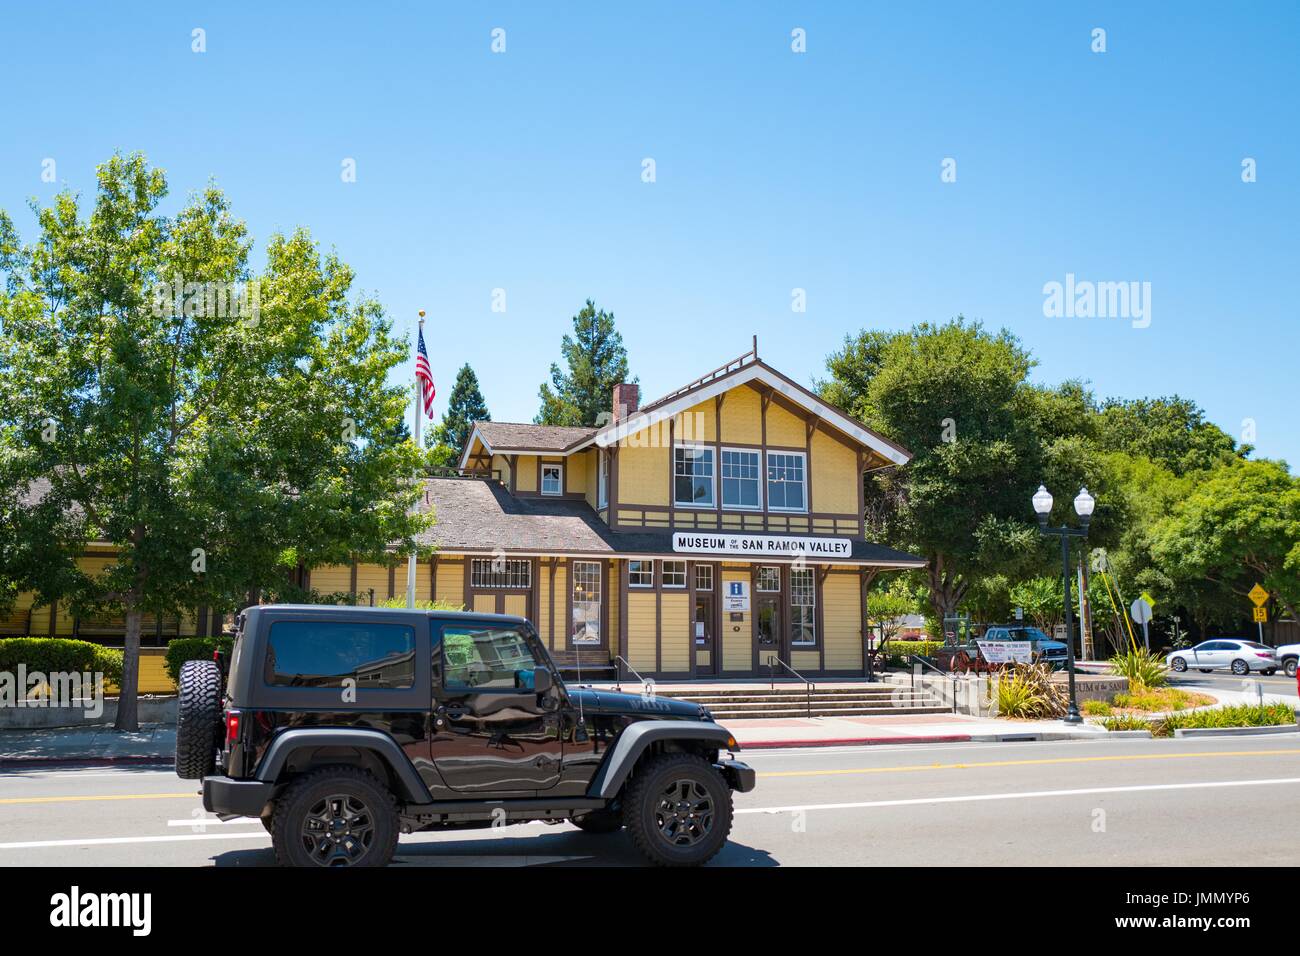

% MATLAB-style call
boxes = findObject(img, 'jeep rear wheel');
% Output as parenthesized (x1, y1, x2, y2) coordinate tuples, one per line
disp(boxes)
(571, 809, 623, 834)
(623, 753, 732, 867)
(174, 660, 222, 780)
(270, 766, 399, 868)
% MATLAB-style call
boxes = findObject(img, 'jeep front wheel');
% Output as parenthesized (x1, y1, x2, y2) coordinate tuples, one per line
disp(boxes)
(270, 766, 399, 868)
(174, 660, 222, 780)
(623, 753, 732, 866)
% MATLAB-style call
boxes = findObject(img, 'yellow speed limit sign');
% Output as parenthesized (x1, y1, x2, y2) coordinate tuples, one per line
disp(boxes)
(1252, 606, 1268, 623)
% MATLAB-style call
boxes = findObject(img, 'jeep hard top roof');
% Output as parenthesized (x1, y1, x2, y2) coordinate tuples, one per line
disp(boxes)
(240, 604, 527, 625)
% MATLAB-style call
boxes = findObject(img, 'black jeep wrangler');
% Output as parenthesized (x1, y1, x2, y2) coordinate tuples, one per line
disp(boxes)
(176, 604, 755, 867)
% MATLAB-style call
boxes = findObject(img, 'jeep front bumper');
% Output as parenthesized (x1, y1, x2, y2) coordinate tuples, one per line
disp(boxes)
(202, 776, 276, 817)
(718, 761, 756, 793)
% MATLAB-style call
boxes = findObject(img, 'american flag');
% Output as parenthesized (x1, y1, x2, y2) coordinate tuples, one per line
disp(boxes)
(415, 326, 436, 417)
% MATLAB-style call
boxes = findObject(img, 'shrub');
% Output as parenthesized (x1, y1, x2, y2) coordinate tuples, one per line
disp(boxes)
(164, 636, 234, 684)
(0, 637, 124, 686)
(1109, 647, 1168, 688)
(886, 640, 945, 667)
(994, 662, 1069, 718)
(1114, 686, 1207, 713)
(1101, 713, 1154, 732)
(1082, 699, 1112, 716)
(1155, 702, 1295, 737)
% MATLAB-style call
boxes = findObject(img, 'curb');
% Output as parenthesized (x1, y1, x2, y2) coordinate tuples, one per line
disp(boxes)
(0, 754, 173, 768)
(1173, 725, 1300, 739)
(740, 734, 973, 749)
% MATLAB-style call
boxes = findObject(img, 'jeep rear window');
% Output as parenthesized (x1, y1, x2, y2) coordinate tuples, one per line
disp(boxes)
(264, 620, 416, 689)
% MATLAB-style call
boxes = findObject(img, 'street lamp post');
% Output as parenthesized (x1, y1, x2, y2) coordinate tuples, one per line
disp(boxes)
(1032, 485, 1095, 725)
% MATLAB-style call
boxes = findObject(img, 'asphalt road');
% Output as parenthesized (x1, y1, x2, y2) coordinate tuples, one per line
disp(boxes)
(2, 734, 1299, 866)
(1167, 670, 1298, 699)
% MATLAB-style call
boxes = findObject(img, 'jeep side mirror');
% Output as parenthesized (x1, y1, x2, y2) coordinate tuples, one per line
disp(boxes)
(532, 668, 552, 694)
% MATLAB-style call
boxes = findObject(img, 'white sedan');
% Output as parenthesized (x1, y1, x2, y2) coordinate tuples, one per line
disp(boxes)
(1167, 639, 1280, 676)
(1277, 643, 1299, 678)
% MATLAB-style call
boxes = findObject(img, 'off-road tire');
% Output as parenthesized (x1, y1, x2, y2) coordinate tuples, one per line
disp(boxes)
(174, 660, 222, 779)
(623, 752, 732, 867)
(270, 766, 399, 868)
(571, 809, 623, 833)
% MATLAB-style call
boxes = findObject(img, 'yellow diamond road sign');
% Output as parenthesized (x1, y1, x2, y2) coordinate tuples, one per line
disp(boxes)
(1248, 583, 1269, 606)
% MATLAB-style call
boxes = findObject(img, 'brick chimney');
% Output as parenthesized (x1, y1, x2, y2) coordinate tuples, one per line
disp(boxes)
(612, 383, 640, 423)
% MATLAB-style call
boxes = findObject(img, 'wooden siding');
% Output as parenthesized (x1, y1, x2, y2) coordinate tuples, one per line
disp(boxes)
(626, 591, 658, 671)
(616, 443, 669, 506)
(812, 429, 859, 515)
(660, 592, 691, 672)
(436, 559, 464, 608)
(823, 572, 864, 670)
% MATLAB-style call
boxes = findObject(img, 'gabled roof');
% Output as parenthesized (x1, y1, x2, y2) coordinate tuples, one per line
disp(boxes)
(457, 421, 597, 470)
(576, 358, 911, 466)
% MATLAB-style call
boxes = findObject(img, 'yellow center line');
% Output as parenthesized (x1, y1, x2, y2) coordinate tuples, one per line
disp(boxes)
(760, 748, 1300, 778)
(0, 792, 195, 806)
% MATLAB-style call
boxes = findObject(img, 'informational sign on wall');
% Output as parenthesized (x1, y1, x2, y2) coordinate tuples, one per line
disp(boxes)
(672, 532, 852, 559)
(976, 640, 1033, 664)
(723, 580, 750, 612)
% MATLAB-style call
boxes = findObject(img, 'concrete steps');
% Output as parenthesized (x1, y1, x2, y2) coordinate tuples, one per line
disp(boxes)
(649, 685, 951, 720)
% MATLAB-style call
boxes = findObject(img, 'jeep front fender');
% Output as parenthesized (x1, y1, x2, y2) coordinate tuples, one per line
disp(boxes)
(255, 728, 433, 805)
(587, 720, 737, 799)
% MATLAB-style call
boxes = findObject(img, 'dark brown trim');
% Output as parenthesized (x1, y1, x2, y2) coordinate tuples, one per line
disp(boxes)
(687, 559, 697, 678)
(601, 558, 611, 655)
(805, 417, 818, 514)
(547, 558, 557, 649)
(463, 558, 471, 610)
(430, 555, 438, 602)
(816, 566, 828, 670)
(655, 580, 662, 673)
(619, 559, 629, 664)
(667, 416, 676, 529)
(387, 565, 396, 600)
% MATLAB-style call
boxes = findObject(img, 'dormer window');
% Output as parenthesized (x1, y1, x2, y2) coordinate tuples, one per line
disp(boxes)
(673, 445, 714, 508)
(541, 463, 563, 496)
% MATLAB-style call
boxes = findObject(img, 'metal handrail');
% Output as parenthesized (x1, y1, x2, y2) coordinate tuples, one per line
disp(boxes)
(766, 655, 815, 718)
(909, 654, 959, 714)
(613, 655, 650, 694)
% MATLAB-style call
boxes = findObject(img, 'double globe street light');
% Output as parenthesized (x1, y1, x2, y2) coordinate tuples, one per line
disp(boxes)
(1032, 485, 1095, 725)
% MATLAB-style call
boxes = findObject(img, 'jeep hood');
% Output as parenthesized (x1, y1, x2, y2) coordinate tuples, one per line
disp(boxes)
(567, 686, 708, 720)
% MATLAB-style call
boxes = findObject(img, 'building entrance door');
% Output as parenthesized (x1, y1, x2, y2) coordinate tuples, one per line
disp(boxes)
(695, 592, 716, 676)
(756, 594, 782, 672)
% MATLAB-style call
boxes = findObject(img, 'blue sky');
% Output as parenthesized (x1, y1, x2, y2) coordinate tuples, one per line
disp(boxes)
(3, 3, 1296, 469)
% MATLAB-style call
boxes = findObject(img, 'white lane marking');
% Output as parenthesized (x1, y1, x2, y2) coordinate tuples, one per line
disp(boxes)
(0, 832, 269, 850)
(167, 817, 262, 827)
(736, 776, 1300, 815)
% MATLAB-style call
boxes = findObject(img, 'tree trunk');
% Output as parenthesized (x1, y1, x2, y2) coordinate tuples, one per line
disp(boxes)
(114, 605, 142, 732)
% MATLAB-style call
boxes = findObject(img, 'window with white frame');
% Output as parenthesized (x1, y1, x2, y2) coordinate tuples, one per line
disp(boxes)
(471, 558, 532, 589)
(572, 560, 601, 645)
(628, 560, 654, 588)
(766, 451, 807, 512)
(598, 451, 608, 508)
(757, 566, 781, 592)
(790, 567, 816, 645)
(695, 564, 713, 591)
(720, 448, 761, 510)
(541, 463, 563, 496)
(662, 560, 687, 588)
(673, 445, 714, 507)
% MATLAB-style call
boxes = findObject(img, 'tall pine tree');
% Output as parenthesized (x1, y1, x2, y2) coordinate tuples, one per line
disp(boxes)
(536, 299, 633, 426)
(428, 364, 490, 467)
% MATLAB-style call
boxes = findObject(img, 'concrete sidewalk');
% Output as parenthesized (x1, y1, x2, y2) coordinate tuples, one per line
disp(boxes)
(0, 725, 176, 766)
(724, 713, 1112, 749)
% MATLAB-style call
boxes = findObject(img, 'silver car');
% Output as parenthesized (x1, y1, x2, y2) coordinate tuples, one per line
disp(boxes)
(1167, 639, 1280, 676)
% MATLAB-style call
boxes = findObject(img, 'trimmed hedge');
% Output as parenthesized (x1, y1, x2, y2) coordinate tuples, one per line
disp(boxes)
(164, 636, 234, 684)
(0, 638, 124, 685)
(886, 640, 944, 667)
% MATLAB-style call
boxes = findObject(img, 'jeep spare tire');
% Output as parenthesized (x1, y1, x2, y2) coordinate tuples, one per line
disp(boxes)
(175, 659, 223, 779)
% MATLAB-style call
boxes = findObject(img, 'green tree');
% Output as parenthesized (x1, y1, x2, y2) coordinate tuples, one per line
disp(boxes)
(0, 153, 428, 730)
(1008, 576, 1065, 631)
(1096, 396, 1242, 476)
(1150, 458, 1300, 624)
(428, 363, 489, 467)
(536, 299, 632, 426)
(821, 318, 1115, 623)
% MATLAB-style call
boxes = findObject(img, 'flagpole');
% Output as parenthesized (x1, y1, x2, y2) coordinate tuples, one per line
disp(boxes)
(406, 311, 425, 608)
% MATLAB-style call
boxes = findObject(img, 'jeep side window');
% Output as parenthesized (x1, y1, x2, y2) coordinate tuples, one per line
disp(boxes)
(264, 620, 416, 689)
(442, 625, 540, 691)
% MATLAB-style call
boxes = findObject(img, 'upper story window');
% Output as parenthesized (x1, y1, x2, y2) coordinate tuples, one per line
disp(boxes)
(598, 451, 609, 508)
(662, 560, 687, 588)
(628, 560, 654, 588)
(673, 445, 715, 508)
(541, 463, 563, 496)
(766, 451, 807, 512)
(471, 558, 532, 589)
(721, 448, 761, 510)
